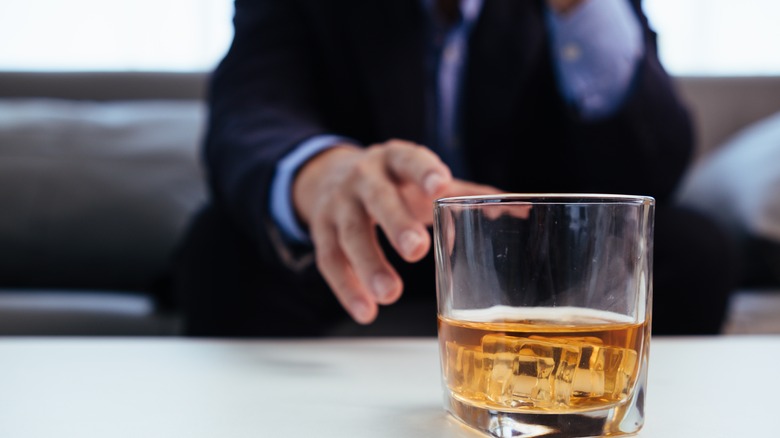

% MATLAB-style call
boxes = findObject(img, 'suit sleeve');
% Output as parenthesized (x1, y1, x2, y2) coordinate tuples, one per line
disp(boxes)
(204, 0, 324, 268)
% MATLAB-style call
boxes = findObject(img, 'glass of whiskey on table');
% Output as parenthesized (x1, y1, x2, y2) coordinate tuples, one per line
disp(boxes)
(433, 194, 654, 438)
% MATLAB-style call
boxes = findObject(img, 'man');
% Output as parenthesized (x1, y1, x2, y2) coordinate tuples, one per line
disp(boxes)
(173, 0, 739, 336)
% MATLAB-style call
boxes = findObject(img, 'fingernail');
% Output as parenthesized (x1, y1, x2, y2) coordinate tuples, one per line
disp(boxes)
(400, 230, 423, 258)
(351, 300, 372, 324)
(423, 173, 445, 196)
(372, 273, 395, 301)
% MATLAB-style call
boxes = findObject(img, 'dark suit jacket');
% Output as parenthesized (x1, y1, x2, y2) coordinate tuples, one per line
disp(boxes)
(204, 0, 692, 271)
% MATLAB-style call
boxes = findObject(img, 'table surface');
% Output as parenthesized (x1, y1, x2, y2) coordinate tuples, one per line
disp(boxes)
(0, 336, 777, 438)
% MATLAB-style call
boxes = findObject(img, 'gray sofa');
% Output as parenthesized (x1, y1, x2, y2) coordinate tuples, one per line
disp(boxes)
(0, 73, 208, 335)
(0, 72, 778, 335)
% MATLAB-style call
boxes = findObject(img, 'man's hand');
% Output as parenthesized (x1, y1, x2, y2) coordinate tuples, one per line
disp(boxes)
(293, 139, 499, 324)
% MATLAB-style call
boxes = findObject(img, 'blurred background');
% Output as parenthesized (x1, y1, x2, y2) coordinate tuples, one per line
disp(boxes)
(1, 0, 779, 75)
(0, 0, 778, 335)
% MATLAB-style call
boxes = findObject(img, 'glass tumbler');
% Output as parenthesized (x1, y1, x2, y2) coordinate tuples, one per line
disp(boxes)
(434, 194, 654, 438)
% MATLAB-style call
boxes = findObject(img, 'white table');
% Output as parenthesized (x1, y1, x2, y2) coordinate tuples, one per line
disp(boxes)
(0, 336, 776, 438)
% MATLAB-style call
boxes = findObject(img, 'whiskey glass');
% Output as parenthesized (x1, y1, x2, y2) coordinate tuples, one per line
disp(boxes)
(434, 194, 654, 437)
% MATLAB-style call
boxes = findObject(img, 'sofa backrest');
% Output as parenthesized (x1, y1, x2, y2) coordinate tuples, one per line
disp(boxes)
(674, 76, 780, 159)
(0, 72, 207, 101)
(2, 72, 779, 158)
(0, 98, 207, 292)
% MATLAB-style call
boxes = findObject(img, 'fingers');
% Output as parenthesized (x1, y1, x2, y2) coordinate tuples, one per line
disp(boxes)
(383, 140, 452, 197)
(442, 179, 503, 198)
(353, 141, 450, 262)
(400, 178, 504, 224)
(298, 139, 489, 326)
(299, 140, 446, 325)
(310, 192, 406, 325)
(334, 201, 403, 305)
(356, 171, 430, 262)
(442, 180, 531, 220)
(311, 220, 378, 325)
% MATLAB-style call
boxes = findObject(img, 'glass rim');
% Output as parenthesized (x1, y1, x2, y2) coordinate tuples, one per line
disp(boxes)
(435, 193, 655, 206)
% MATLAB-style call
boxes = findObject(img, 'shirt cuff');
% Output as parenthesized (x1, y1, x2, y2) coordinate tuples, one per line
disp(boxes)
(270, 135, 359, 244)
(546, 0, 644, 119)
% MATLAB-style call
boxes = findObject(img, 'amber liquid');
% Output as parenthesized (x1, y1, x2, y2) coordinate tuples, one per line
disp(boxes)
(438, 306, 647, 413)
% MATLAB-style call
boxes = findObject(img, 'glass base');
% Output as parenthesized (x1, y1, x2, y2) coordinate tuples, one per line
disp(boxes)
(444, 386, 645, 438)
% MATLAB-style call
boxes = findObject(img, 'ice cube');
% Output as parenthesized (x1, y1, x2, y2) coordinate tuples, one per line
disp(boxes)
(571, 342, 607, 398)
(531, 336, 638, 402)
(445, 342, 488, 399)
(482, 334, 580, 408)
(602, 346, 638, 399)
(532, 336, 607, 399)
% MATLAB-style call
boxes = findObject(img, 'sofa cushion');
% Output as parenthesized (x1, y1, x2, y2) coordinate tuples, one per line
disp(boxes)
(0, 99, 207, 292)
(677, 111, 780, 284)
(0, 290, 178, 335)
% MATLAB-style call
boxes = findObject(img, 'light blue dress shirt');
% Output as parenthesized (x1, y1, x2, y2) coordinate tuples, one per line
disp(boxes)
(270, 0, 644, 243)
